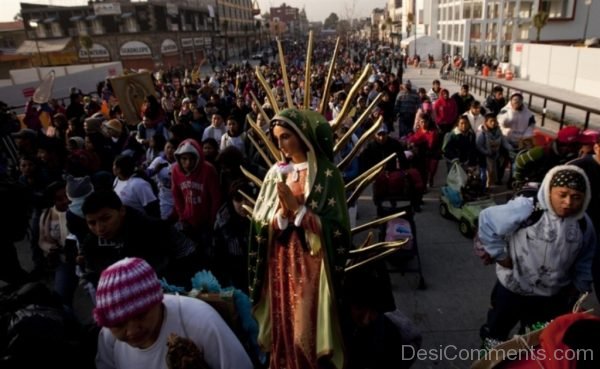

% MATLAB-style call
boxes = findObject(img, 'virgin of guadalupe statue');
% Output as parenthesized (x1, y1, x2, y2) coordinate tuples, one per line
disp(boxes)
(248, 108, 351, 369)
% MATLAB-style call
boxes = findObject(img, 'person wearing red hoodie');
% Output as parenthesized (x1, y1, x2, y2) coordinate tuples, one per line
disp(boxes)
(433, 88, 458, 137)
(475, 312, 600, 369)
(171, 138, 221, 260)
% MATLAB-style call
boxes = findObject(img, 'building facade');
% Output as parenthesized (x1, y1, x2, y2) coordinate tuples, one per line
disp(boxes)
(0, 21, 30, 77)
(17, 0, 258, 70)
(268, 3, 309, 39)
(533, 0, 600, 44)
(425, 0, 599, 62)
(216, 0, 259, 60)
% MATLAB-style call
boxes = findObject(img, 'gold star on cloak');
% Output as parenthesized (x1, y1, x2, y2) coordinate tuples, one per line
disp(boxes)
(328, 197, 336, 207)
(309, 199, 318, 209)
(301, 122, 308, 130)
(314, 183, 323, 193)
(325, 169, 333, 177)
(255, 235, 265, 244)
(333, 229, 342, 238)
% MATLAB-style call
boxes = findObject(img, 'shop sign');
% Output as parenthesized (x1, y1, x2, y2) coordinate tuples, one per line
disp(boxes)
(161, 39, 178, 54)
(120, 41, 151, 56)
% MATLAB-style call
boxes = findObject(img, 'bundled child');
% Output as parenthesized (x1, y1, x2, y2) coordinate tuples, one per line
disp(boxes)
(442, 116, 478, 172)
(476, 113, 513, 188)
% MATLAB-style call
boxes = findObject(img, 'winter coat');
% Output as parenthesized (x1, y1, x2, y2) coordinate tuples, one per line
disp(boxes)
(497, 103, 536, 146)
(171, 138, 222, 229)
(478, 165, 595, 296)
(476, 126, 511, 159)
(433, 90, 458, 128)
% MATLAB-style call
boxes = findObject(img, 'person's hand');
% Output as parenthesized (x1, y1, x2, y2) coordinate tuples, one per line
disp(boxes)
(480, 251, 493, 265)
(496, 257, 513, 269)
(277, 182, 299, 214)
(156, 162, 169, 171)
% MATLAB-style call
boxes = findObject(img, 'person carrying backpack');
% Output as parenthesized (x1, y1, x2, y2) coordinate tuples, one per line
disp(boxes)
(477, 164, 596, 343)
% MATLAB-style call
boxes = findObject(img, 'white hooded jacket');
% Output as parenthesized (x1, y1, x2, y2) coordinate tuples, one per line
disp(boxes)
(478, 165, 596, 296)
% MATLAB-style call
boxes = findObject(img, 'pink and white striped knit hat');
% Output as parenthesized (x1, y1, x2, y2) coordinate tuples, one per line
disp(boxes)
(93, 257, 164, 327)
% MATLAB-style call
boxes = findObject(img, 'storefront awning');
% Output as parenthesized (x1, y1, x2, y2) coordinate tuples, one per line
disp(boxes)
(15, 38, 72, 54)
(85, 15, 97, 21)
(69, 15, 82, 21)
(121, 12, 133, 19)
(43, 17, 57, 24)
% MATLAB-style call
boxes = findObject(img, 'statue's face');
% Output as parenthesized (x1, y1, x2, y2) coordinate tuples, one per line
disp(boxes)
(273, 124, 304, 161)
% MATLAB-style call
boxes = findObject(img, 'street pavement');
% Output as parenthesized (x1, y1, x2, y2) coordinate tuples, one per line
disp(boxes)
(8, 60, 600, 369)
(376, 65, 600, 369)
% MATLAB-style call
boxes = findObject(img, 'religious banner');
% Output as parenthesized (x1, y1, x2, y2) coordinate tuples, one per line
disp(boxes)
(110, 72, 155, 127)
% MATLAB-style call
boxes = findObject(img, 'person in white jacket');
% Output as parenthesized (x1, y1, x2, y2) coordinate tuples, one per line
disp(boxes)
(496, 93, 536, 149)
(477, 165, 596, 342)
(95, 257, 253, 369)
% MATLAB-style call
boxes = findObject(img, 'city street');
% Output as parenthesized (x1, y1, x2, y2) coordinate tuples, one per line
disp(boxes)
(7, 61, 599, 369)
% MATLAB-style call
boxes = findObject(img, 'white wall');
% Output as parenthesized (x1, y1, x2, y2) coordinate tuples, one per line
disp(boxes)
(1, 62, 123, 109)
(402, 36, 443, 60)
(511, 43, 600, 99)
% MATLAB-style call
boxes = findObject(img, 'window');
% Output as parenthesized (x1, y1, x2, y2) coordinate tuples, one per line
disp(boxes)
(92, 19, 104, 34)
(473, 3, 482, 18)
(504, 24, 513, 40)
(505, 2, 515, 18)
(519, 1, 534, 18)
(463, 1, 472, 18)
(540, 0, 575, 19)
(519, 26, 530, 40)
(76, 20, 88, 35)
(470, 23, 481, 39)
(486, 3, 498, 18)
(51, 22, 62, 37)
(124, 18, 137, 33)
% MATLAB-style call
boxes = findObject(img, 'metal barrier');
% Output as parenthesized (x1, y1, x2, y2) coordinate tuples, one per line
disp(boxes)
(451, 70, 600, 130)
(6, 92, 99, 114)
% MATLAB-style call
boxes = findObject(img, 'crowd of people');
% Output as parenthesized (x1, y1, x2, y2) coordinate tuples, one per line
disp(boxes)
(0, 37, 599, 369)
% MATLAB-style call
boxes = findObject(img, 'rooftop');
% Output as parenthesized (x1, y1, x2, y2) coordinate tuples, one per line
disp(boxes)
(0, 21, 24, 32)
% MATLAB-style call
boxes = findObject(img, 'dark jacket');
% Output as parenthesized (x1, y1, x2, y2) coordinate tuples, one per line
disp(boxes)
(483, 95, 506, 117)
(81, 207, 192, 285)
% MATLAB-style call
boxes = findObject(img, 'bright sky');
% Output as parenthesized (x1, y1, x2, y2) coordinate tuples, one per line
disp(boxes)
(1, 0, 381, 23)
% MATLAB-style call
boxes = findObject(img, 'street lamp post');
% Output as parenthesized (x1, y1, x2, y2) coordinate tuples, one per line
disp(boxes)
(583, 0, 592, 42)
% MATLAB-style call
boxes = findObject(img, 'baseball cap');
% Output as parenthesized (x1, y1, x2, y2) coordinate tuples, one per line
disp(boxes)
(556, 126, 582, 144)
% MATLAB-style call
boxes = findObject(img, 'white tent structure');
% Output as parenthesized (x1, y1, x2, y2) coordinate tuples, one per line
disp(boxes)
(401, 35, 443, 60)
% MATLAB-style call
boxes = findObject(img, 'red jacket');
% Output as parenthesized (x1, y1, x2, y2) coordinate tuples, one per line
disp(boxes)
(433, 89, 458, 127)
(171, 139, 221, 229)
(408, 128, 440, 151)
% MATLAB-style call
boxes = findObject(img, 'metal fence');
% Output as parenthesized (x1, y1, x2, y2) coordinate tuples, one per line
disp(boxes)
(451, 70, 600, 130)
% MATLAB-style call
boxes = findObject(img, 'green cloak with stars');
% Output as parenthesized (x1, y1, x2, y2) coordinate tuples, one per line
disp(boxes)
(248, 108, 351, 368)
